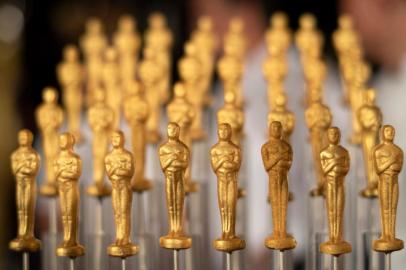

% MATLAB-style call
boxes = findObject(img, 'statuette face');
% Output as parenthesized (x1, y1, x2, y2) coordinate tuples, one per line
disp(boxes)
(9, 130, 41, 253)
(159, 123, 192, 250)
(373, 125, 404, 252)
(211, 123, 245, 252)
(36, 87, 64, 197)
(54, 133, 85, 258)
(105, 131, 139, 257)
(262, 121, 296, 250)
(86, 89, 114, 197)
(319, 127, 352, 255)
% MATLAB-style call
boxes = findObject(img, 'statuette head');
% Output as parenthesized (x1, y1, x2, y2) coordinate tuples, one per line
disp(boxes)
(118, 15, 135, 32)
(111, 131, 125, 148)
(382, 125, 395, 142)
(167, 122, 180, 140)
(269, 121, 282, 139)
(42, 87, 58, 103)
(327, 127, 341, 145)
(299, 13, 316, 30)
(271, 12, 288, 29)
(218, 123, 232, 141)
(59, 132, 75, 150)
(18, 129, 33, 147)
(174, 82, 186, 98)
(63, 45, 79, 62)
(86, 18, 103, 34)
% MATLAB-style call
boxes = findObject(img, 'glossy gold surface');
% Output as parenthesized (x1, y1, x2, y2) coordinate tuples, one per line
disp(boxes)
(167, 82, 198, 193)
(373, 125, 404, 253)
(54, 133, 85, 258)
(36, 87, 64, 197)
(57, 45, 84, 142)
(211, 123, 245, 252)
(123, 81, 152, 192)
(9, 130, 41, 253)
(319, 127, 352, 256)
(86, 89, 113, 197)
(158, 123, 191, 250)
(262, 121, 296, 250)
(357, 89, 382, 198)
(105, 131, 139, 257)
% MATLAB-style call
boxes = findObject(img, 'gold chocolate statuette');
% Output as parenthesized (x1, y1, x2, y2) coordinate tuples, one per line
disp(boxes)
(373, 125, 404, 252)
(357, 89, 382, 198)
(105, 131, 139, 257)
(123, 81, 153, 192)
(268, 92, 295, 142)
(36, 87, 64, 197)
(9, 130, 41, 252)
(54, 133, 85, 258)
(262, 121, 296, 250)
(305, 90, 332, 196)
(57, 45, 84, 142)
(158, 123, 192, 250)
(320, 127, 352, 256)
(211, 123, 245, 252)
(86, 89, 113, 197)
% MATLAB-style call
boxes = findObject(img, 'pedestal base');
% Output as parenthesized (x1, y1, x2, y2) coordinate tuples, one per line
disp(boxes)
(146, 130, 161, 144)
(373, 238, 404, 253)
(213, 237, 245, 252)
(86, 184, 111, 197)
(265, 234, 297, 251)
(185, 181, 199, 193)
(9, 236, 41, 252)
(56, 243, 85, 258)
(320, 240, 352, 255)
(159, 235, 192, 250)
(360, 187, 378, 198)
(107, 243, 139, 257)
(40, 183, 58, 196)
(132, 179, 153, 192)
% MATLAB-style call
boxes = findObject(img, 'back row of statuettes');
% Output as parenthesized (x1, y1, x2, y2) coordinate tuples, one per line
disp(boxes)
(8, 11, 404, 266)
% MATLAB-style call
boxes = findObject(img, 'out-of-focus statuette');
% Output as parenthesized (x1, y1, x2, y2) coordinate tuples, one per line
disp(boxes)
(262, 121, 296, 250)
(86, 89, 113, 197)
(217, 91, 244, 146)
(57, 45, 84, 142)
(373, 125, 404, 252)
(265, 12, 291, 55)
(105, 131, 139, 257)
(357, 89, 382, 198)
(123, 81, 153, 192)
(158, 123, 192, 250)
(319, 127, 352, 256)
(268, 92, 295, 142)
(295, 13, 324, 59)
(224, 17, 246, 60)
(9, 130, 41, 252)
(54, 133, 85, 258)
(36, 87, 64, 197)
(211, 123, 245, 252)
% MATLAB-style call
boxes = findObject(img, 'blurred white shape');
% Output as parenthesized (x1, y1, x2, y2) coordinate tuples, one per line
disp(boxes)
(0, 4, 24, 43)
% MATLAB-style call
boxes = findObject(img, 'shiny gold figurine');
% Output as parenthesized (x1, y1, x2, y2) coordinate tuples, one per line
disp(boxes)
(295, 13, 324, 60)
(217, 91, 244, 146)
(262, 121, 296, 250)
(357, 89, 382, 198)
(158, 123, 192, 250)
(319, 127, 352, 256)
(80, 18, 107, 104)
(114, 15, 141, 84)
(139, 48, 163, 143)
(192, 16, 217, 104)
(305, 90, 332, 196)
(36, 87, 64, 196)
(179, 42, 205, 140)
(268, 92, 295, 142)
(105, 131, 139, 257)
(54, 133, 85, 257)
(145, 12, 173, 105)
(211, 123, 245, 252)
(167, 82, 198, 193)
(123, 81, 153, 192)
(86, 89, 114, 197)
(372, 125, 404, 252)
(9, 130, 41, 252)
(265, 12, 291, 55)
(102, 47, 121, 130)
(57, 45, 84, 142)
(333, 14, 360, 60)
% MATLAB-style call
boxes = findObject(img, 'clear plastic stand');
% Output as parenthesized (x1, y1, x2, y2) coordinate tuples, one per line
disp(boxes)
(267, 250, 294, 270)
(85, 233, 109, 270)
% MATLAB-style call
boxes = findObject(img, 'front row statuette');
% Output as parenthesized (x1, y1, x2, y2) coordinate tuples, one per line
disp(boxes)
(105, 131, 139, 257)
(262, 121, 296, 250)
(320, 127, 351, 255)
(9, 130, 41, 252)
(159, 123, 192, 250)
(210, 123, 245, 252)
(373, 125, 404, 252)
(54, 133, 85, 258)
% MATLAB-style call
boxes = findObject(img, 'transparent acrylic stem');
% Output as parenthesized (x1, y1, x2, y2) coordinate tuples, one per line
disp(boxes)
(23, 252, 29, 270)
(226, 252, 231, 270)
(50, 198, 57, 235)
(332, 256, 338, 270)
(279, 251, 284, 270)
(121, 258, 126, 270)
(174, 250, 179, 270)
(385, 253, 391, 270)
(70, 258, 75, 270)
